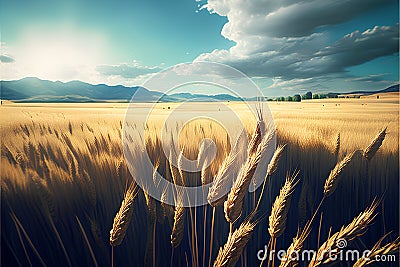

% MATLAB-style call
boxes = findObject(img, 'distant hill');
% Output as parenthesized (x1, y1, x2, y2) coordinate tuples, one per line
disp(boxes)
(1, 77, 398, 102)
(0, 77, 163, 102)
(307, 84, 399, 99)
(168, 92, 240, 102)
(0, 77, 240, 102)
(345, 84, 399, 95)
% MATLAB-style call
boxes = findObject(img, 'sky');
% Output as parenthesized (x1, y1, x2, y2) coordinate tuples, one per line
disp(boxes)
(1, 0, 399, 97)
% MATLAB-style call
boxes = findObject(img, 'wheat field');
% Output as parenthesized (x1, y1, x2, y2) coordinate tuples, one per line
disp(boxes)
(1, 95, 399, 266)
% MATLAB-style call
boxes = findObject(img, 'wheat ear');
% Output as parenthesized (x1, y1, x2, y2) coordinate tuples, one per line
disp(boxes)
(177, 147, 185, 184)
(201, 157, 212, 185)
(171, 206, 185, 248)
(248, 104, 265, 155)
(110, 182, 139, 247)
(309, 199, 380, 267)
(363, 127, 387, 160)
(213, 218, 259, 267)
(279, 220, 312, 267)
(334, 132, 340, 157)
(269, 172, 299, 238)
(324, 152, 354, 197)
(171, 188, 185, 248)
(224, 135, 269, 223)
(253, 144, 287, 217)
(197, 141, 206, 168)
(169, 150, 184, 186)
(248, 120, 264, 156)
(353, 236, 400, 267)
(266, 144, 286, 177)
(207, 151, 238, 207)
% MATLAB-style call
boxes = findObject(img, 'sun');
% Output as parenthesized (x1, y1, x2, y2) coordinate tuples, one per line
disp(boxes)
(14, 30, 106, 82)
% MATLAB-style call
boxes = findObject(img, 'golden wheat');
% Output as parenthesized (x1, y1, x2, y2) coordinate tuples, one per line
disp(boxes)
(171, 206, 185, 248)
(323, 152, 354, 197)
(269, 172, 299, 238)
(213, 218, 259, 267)
(208, 151, 238, 207)
(353, 236, 400, 267)
(309, 199, 380, 267)
(1, 101, 398, 266)
(363, 127, 387, 160)
(334, 132, 340, 158)
(110, 182, 139, 247)
(279, 220, 312, 267)
(266, 144, 286, 177)
(224, 134, 270, 223)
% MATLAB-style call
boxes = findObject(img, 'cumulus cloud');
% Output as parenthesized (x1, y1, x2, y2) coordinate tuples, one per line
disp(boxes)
(0, 54, 15, 63)
(198, 25, 399, 79)
(197, 0, 399, 92)
(96, 61, 162, 79)
(314, 25, 399, 70)
(203, 0, 393, 38)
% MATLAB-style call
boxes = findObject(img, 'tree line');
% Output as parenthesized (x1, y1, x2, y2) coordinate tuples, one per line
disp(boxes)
(270, 91, 339, 102)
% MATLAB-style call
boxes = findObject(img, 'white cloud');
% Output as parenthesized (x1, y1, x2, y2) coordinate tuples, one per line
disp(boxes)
(197, 0, 399, 92)
(96, 61, 163, 79)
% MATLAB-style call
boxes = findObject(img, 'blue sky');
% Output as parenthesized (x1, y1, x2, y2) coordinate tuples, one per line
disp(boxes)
(1, 0, 398, 97)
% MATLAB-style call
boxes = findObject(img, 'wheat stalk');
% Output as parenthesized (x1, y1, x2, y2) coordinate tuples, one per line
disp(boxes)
(269, 172, 299, 238)
(213, 218, 259, 267)
(353, 236, 400, 266)
(144, 191, 157, 223)
(309, 199, 380, 267)
(110, 182, 139, 247)
(323, 152, 354, 197)
(363, 127, 387, 160)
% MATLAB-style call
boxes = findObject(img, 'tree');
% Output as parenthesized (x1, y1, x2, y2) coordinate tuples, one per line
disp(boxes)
(327, 93, 338, 98)
(313, 94, 319, 99)
(293, 94, 301, 102)
(286, 96, 293, 101)
(305, 91, 312, 99)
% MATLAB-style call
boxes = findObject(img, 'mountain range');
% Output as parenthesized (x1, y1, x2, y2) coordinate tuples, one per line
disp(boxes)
(1, 77, 398, 102)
